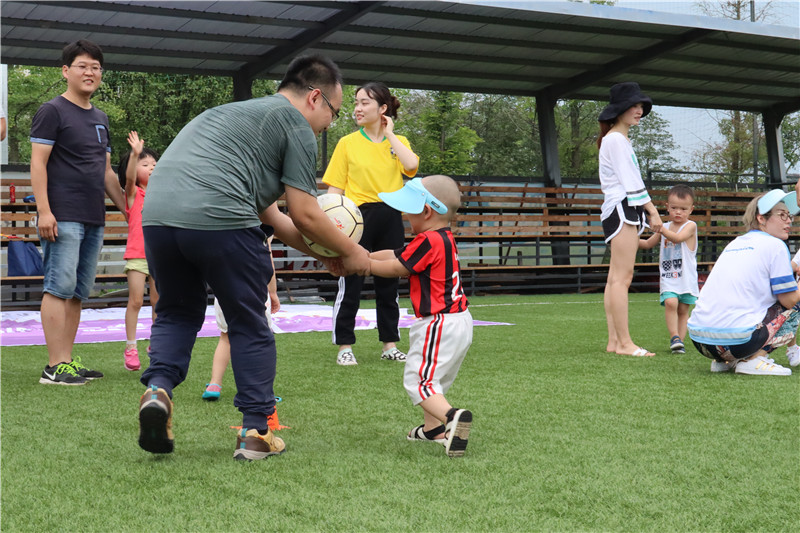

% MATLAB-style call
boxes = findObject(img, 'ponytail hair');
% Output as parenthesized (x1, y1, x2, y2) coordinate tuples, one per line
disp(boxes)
(597, 120, 614, 149)
(356, 82, 400, 119)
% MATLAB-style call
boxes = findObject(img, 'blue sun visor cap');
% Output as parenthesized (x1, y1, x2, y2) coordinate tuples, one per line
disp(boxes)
(757, 189, 800, 216)
(378, 178, 448, 215)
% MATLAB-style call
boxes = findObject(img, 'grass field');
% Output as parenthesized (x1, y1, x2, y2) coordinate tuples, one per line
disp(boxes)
(1, 293, 798, 532)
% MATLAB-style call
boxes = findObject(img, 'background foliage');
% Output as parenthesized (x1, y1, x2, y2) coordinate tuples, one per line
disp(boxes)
(5, 64, 798, 183)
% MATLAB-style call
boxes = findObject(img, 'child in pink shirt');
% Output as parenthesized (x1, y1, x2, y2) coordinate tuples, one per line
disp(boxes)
(118, 131, 159, 371)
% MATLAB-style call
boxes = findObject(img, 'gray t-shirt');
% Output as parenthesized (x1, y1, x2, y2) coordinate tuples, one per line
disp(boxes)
(142, 94, 318, 230)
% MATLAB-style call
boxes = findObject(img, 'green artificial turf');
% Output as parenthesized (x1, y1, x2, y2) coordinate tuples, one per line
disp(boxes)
(1, 294, 797, 532)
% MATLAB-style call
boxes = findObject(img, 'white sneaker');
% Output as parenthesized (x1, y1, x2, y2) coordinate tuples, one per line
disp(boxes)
(734, 355, 791, 376)
(710, 360, 736, 373)
(381, 347, 407, 361)
(786, 345, 800, 367)
(336, 348, 357, 366)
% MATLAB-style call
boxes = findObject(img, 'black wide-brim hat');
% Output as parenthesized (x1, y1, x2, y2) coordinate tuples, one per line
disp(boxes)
(598, 82, 653, 122)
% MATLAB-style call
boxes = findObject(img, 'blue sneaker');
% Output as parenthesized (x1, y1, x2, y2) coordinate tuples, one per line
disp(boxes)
(202, 383, 221, 401)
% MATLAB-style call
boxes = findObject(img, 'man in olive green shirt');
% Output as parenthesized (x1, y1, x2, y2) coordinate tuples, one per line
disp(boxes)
(138, 55, 369, 461)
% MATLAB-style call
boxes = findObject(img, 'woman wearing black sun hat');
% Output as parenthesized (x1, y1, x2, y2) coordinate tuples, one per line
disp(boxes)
(597, 82, 663, 357)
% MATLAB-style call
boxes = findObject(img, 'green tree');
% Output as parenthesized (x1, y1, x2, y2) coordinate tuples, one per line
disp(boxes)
(628, 110, 680, 180)
(463, 93, 540, 177)
(404, 91, 481, 176)
(97, 71, 238, 164)
(691, 109, 766, 185)
(780, 112, 800, 173)
(6, 66, 279, 167)
(691, 0, 782, 184)
(6, 65, 63, 163)
(555, 99, 604, 179)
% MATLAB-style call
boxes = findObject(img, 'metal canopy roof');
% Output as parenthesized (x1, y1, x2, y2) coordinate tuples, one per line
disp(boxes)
(2, 0, 799, 114)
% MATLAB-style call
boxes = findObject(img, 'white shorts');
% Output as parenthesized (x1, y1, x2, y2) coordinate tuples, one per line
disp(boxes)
(214, 295, 272, 333)
(404, 310, 473, 405)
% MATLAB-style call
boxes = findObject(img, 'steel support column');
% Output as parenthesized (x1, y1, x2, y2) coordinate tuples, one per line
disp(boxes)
(233, 71, 253, 102)
(763, 108, 787, 186)
(537, 93, 561, 187)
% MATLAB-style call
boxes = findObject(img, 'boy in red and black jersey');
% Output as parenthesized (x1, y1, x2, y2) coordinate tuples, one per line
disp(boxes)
(370, 175, 473, 457)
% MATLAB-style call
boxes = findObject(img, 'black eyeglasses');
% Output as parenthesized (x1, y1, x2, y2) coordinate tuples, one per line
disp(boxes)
(771, 211, 794, 222)
(308, 86, 340, 120)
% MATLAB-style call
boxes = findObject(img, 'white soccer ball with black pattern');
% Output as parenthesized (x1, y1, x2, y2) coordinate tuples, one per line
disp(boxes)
(302, 193, 364, 257)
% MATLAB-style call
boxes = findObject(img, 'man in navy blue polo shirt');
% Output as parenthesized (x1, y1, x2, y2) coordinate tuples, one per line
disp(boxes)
(30, 40, 127, 385)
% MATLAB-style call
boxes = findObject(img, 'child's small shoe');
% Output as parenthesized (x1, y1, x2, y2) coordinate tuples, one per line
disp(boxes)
(124, 346, 141, 371)
(670, 336, 685, 354)
(202, 383, 222, 401)
(444, 408, 472, 458)
(407, 424, 446, 445)
(786, 345, 800, 367)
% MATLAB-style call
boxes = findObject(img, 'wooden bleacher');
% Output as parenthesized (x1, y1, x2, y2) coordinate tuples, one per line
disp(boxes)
(1, 174, 771, 309)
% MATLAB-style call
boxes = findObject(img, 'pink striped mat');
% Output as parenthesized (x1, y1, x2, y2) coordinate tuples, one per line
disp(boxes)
(1, 304, 509, 347)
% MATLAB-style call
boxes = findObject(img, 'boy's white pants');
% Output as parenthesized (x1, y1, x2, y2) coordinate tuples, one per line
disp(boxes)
(404, 310, 473, 405)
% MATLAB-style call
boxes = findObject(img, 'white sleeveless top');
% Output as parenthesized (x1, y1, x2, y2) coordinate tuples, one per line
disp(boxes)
(659, 221, 699, 296)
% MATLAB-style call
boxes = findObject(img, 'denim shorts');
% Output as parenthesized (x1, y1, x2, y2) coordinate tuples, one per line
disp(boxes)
(40, 222, 104, 301)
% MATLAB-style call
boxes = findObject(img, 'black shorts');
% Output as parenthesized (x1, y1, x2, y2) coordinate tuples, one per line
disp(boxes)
(601, 199, 646, 243)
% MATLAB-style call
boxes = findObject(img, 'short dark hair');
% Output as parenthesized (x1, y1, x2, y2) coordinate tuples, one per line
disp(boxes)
(117, 147, 160, 188)
(277, 54, 342, 94)
(62, 39, 104, 67)
(668, 184, 694, 201)
(356, 82, 401, 119)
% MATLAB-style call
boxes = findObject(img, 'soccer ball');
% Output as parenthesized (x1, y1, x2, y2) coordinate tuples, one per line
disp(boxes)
(302, 193, 364, 257)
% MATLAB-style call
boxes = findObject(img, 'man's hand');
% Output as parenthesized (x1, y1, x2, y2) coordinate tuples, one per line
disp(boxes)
(341, 246, 370, 276)
(37, 212, 58, 241)
(320, 256, 345, 277)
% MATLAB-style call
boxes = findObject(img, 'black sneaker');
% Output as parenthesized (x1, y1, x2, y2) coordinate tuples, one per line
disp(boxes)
(69, 356, 104, 379)
(444, 408, 472, 458)
(39, 362, 88, 385)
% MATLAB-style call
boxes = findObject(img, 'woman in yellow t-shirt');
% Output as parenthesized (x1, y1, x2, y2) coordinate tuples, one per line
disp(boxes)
(323, 82, 419, 366)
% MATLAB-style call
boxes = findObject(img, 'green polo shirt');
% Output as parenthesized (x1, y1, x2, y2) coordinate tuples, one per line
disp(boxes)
(143, 94, 318, 230)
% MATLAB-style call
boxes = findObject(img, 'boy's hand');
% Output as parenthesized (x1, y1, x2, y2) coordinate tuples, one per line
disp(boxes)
(127, 131, 144, 157)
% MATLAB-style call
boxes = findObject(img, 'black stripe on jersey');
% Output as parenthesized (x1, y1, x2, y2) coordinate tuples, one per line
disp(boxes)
(406, 238, 433, 316)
